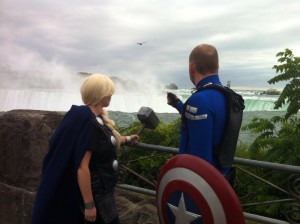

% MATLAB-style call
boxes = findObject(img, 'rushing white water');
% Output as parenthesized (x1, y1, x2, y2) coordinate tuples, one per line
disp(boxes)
(0, 70, 287, 112)
(0, 73, 290, 144)
(0, 87, 286, 113)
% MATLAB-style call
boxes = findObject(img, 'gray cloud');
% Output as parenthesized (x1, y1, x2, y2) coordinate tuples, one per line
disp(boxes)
(1, 0, 300, 90)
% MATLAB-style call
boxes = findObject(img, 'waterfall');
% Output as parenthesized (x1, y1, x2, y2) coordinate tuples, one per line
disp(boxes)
(0, 88, 286, 113)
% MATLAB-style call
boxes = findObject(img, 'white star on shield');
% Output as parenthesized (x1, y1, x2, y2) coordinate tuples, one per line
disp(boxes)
(167, 193, 202, 224)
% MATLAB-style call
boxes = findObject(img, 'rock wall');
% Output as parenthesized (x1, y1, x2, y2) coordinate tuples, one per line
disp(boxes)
(0, 110, 159, 224)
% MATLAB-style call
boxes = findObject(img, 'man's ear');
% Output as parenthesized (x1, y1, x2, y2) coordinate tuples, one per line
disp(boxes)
(189, 62, 195, 75)
(189, 62, 196, 85)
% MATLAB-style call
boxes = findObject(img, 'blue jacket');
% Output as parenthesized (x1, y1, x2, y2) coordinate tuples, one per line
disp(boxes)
(174, 75, 229, 174)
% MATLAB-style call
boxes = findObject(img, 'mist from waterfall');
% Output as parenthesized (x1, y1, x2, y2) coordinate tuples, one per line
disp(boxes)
(0, 43, 170, 113)
(0, 43, 287, 113)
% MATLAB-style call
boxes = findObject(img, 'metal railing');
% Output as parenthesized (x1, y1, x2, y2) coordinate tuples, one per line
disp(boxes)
(117, 142, 300, 224)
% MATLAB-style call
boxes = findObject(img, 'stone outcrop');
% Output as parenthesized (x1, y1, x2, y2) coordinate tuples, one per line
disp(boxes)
(0, 110, 159, 224)
(116, 189, 159, 224)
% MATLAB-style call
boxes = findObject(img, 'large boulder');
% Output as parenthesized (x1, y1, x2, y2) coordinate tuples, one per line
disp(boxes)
(0, 110, 63, 191)
(0, 110, 159, 224)
(0, 110, 63, 224)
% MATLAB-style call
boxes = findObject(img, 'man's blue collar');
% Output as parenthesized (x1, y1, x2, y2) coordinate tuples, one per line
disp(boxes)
(196, 75, 221, 88)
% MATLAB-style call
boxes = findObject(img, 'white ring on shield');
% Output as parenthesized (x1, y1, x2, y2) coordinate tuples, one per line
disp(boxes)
(157, 167, 227, 224)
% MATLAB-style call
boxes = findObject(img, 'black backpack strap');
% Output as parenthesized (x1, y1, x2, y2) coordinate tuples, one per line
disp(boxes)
(181, 83, 245, 169)
(201, 84, 244, 168)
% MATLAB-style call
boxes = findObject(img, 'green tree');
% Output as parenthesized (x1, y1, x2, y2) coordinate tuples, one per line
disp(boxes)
(243, 48, 300, 165)
(269, 48, 300, 119)
(240, 49, 300, 220)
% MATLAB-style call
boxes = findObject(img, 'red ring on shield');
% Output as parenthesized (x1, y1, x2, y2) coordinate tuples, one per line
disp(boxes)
(156, 154, 245, 224)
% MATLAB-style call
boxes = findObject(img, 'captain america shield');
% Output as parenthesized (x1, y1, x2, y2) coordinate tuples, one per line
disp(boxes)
(156, 154, 245, 224)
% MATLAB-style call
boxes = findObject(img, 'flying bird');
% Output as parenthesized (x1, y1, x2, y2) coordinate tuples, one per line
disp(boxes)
(137, 42, 147, 45)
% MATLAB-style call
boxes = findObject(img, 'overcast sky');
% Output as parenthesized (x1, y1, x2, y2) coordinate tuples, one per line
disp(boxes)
(1, 0, 300, 90)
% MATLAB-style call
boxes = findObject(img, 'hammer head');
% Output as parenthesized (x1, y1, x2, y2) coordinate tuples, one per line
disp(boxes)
(137, 106, 159, 129)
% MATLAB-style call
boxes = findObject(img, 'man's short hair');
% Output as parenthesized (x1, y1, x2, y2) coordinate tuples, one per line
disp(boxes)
(189, 44, 219, 75)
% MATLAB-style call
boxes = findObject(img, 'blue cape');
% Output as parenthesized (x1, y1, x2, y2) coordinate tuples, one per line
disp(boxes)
(31, 105, 93, 224)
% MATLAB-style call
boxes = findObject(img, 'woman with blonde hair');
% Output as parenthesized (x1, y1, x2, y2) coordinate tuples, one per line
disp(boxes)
(31, 74, 139, 224)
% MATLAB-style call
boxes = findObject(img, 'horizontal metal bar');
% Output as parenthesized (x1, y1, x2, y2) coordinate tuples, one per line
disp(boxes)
(243, 212, 290, 224)
(242, 198, 296, 207)
(131, 143, 300, 174)
(234, 157, 300, 173)
(131, 142, 178, 154)
(117, 184, 156, 196)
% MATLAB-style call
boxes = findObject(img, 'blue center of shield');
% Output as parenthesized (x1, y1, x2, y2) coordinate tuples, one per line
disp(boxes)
(167, 191, 203, 224)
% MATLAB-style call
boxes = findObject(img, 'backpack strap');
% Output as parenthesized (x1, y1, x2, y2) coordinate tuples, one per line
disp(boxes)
(181, 83, 245, 168)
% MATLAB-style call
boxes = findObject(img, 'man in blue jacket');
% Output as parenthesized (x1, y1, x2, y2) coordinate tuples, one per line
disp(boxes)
(167, 44, 230, 176)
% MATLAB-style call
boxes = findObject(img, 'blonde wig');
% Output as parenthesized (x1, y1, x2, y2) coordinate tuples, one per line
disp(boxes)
(80, 74, 122, 148)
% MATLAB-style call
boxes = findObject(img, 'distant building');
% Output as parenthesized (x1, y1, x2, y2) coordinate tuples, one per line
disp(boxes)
(227, 81, 231, 88)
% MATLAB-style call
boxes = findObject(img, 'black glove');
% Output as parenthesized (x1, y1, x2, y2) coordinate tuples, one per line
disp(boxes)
(167, 92, 180, 107)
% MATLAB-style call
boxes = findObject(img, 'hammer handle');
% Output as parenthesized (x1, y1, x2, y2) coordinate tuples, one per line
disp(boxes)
(136, 123, 147, 135)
